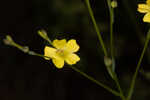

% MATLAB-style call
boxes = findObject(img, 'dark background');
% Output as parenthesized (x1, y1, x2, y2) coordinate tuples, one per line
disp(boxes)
(0, 0, 150, 100)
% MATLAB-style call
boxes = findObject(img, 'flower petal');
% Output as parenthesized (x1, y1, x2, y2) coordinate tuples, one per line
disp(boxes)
(52, 58, 64, 69)
(66, 39, 79, 53)
(65, 53, 80, 65)
(143, 13, 150, 22)
(147, 0, 150, 6)
(138, 4, 150, 13)
(52, 39, 67, 49)
(44, 46, 56, 60)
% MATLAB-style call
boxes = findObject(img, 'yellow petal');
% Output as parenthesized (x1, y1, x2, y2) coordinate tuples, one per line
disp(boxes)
(66, 39, 79, 53)
(147, 0, 150, 6)
(52, 39, 67, 49)
(44, 46, 56, 60)
(65, 53, 80, 65)
(138, 4, 150, 13)
(143, 13, 150, 22)
(52, 58, 64, 68)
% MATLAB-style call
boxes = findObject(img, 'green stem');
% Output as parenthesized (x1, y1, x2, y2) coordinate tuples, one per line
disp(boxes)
(106, 0, 114, 57)
(110, 7, 114, 58)
(10, 41, 50, 59)
(12, 42, 24, 50)
(113, 73, 126, 100)
(127, 30, 150, 100)
(27, 50, 120, 98)
(70, 66, 121, 97)
(85, 0, 108, 56)
(106, 1, 125, 99)
(28, 51, 50, 59)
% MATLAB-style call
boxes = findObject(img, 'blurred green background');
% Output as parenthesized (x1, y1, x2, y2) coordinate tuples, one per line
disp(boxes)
(0, 0, 150, 100)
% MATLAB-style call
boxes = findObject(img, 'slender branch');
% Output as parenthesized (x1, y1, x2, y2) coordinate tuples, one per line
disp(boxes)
(27, 51, 50, 59)
(106, 0, 125, 100)
(127, 30, 150, 100)
(113, 73, 126, 100)
(107, 0, 114, 57)
(70, 66, 121, 97)
(85, 0, 108, 56)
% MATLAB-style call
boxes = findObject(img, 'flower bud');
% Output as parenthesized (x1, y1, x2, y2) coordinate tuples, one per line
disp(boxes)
(3, 35, 14, 45)
(111, 0, 117, 8)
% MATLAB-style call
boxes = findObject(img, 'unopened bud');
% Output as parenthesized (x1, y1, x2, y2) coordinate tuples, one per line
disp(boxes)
(3, 35, 14, 45)
(111, 1, 117, 8)
(38, 29, 52, 44)
(38, 30, 48, 40)
(104, 56, 112, 67)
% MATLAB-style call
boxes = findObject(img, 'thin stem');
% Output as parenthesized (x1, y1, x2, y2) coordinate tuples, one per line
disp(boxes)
(110, 8, 114, 58)
(70, 66, 121, 97)
(47, 39, 53, 45)
(12, 42, 24, 50)
(28, 51, 50, 59)
(85, 0, 108, 56)
(28, 50, 120, 98)
(113, 73, 126, 100)
(106, 0, 114, 57)
(8, 40, 50, 59)
(110, 15, 114, 57)
(127, 30, 150, 100)
(106, 0, 125, 99)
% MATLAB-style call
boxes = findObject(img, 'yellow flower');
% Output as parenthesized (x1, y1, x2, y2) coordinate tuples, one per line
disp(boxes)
(44, 39, 80, 69)
(138, 0, 150, 22)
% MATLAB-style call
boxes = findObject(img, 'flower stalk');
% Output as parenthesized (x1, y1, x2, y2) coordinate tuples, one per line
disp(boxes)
(85, 0, 108, 56)
(106, 0, 114, 58)
(3, 35, 50, 59)
(106, 0, 125, 100)
(70, 66, 121, 97)
(127, 29, 150, 100)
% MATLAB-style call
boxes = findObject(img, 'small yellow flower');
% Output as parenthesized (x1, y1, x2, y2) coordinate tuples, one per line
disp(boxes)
(138, 0, 150, 22)
(44, 39, 80, 69)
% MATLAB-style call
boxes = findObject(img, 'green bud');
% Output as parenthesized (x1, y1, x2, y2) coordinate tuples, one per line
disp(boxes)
(104, 56, 116, 79)
(111, 1, 117, 8)
(38, 29, 52, 44)
(38, 29, 50, 40)
(3, 35, 30, 53)
(104, 56, 112, 67)
(3, 35, 14, 45)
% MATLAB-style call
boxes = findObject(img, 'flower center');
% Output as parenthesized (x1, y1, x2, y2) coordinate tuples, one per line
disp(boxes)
(56, 48, 69, 58)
